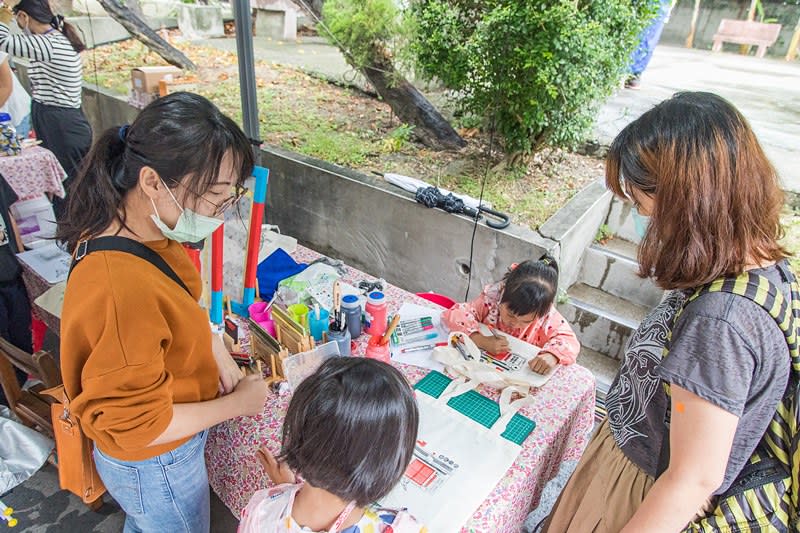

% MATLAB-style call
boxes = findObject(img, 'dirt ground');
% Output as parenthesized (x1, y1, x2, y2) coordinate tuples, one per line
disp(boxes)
(86, 35, 602, 230)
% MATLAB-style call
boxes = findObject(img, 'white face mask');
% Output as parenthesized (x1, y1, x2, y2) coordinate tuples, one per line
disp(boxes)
(150, 181, 223, 243)
(632, 207, 650, 240)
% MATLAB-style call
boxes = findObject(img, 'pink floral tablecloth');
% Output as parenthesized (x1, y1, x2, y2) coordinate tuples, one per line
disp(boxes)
(20, 261, 61, 334)
(1, 145, 67, 201)
(206, 245, 596, 533)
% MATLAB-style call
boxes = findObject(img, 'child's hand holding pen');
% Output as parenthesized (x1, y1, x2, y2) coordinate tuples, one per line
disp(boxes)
(469, 328, 510, 355)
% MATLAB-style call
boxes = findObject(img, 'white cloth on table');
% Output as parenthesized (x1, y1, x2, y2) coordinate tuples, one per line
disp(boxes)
(0, 406, 53, 494)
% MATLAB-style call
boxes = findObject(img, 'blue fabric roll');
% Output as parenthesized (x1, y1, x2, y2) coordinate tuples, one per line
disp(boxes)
(256, 248, 307, 301)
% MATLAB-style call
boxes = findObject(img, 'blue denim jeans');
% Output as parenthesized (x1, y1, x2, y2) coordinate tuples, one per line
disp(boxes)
(93, 430, 210, 533)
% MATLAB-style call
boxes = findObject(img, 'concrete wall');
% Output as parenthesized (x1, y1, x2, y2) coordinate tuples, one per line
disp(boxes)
(67, 16, 178, 49)
(73, 84, 616, 300)
(81, 83, 140, 133)
(177, 4, 225, 40)
(259, 145, 556, 300)
(539, 180, 612, 289)
(662, 0, 800, 58)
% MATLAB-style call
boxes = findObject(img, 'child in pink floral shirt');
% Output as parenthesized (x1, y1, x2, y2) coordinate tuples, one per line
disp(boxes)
(443, 255, 580, 374)
(239, 358, 426, 533)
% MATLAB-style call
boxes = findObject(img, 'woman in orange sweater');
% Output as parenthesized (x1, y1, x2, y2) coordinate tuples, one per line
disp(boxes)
(57, 93, 268, 533)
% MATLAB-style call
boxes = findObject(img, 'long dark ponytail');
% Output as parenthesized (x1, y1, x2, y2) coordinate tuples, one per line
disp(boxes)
(56, 92, 255, 252)
(13, 0, 85, 52)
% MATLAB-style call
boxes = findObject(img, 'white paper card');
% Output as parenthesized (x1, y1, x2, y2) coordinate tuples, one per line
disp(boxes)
(16, 243, 71, 284)
(390, 302, 449, 372)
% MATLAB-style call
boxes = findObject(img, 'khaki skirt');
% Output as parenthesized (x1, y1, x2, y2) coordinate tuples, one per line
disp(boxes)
(542, 419, 655, 533)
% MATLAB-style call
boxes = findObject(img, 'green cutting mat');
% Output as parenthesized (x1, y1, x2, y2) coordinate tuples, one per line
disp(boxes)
(414, 371, 535, 445)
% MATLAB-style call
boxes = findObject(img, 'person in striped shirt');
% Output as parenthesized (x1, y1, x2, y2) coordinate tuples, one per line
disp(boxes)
(0, 0, 92, 218)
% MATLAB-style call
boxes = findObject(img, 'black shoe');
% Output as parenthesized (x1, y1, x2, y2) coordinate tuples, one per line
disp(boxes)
(625, 75, 641, 90)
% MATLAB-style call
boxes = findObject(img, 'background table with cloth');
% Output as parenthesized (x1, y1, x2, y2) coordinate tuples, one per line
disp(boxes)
(19, 261, 60, 335)
(5, 147, 67, 341)
(0, 145, 67, 201)
(205, 245, 596, 532)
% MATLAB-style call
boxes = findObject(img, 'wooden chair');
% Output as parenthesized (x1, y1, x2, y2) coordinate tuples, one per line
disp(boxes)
(0, 338, 106, 512)
(0, 337, 60, 438)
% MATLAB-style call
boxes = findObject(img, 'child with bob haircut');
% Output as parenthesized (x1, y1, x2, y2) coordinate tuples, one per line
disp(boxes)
(239, 358, 426, 533)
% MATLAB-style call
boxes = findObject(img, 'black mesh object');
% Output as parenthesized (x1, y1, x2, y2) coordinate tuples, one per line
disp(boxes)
(414, 186, 467, 214)
(414, 186, 440, 208)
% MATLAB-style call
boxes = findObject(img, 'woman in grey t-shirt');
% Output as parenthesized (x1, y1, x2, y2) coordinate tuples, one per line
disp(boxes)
(544, 92, 793, 532)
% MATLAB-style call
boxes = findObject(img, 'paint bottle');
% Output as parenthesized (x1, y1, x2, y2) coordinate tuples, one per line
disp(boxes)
(327, 326, 351, 356)
(365, 334, 391, 363)
(341, 294, 363, 339)
(0, 113, 20, 156)
(364, 291, 388, 337)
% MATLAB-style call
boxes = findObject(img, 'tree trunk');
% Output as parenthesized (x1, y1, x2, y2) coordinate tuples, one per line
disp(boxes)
(787, 16, 800, 61)
(685, 0, 701, 48)
(307, 0, 324, 17)
(363, 51, 465, 150)
(740, 0, 759, 54)
(96, 0, 197, 71)
(300, 0, 465, 150)
(747, 0, 758, 20)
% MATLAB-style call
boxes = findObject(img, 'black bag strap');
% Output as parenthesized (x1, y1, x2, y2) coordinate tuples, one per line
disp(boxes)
(69, 236, 191, 296)
(656, 267, 799, 478)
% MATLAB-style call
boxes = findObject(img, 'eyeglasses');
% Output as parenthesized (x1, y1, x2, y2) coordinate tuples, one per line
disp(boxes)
(205, 184, 247, 217)
(177, 182, 247, 217)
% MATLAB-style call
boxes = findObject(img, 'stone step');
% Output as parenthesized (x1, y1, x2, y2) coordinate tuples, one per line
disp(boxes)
(577, 346, 619, 395)
(559, 283, 649, 361)
(595, 236, 639, 262)
(604, 196, 641, 244)
(577, 346, 620, 422)
(579, 239, 663, 309)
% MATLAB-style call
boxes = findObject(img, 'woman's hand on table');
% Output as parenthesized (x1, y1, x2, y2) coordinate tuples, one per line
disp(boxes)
(529, 352, 558, 374)
(256, 446, 295, 485)
(231, 374, 269, 417)
(212, 334, 244, 395)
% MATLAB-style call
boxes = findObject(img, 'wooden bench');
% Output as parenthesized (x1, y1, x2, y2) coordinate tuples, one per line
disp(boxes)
(712, 19, 782, 58)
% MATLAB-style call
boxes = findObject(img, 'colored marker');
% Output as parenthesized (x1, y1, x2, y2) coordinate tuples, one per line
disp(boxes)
(401, 342, 448, 353)
(404, 332, 439, 343)
(402, 323, 434, 331)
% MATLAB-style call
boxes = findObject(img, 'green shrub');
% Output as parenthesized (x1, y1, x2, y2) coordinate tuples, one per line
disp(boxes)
(382, 123, 415, 152)
(322, 0, 400, 68)
(407, 0, 656, 155)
